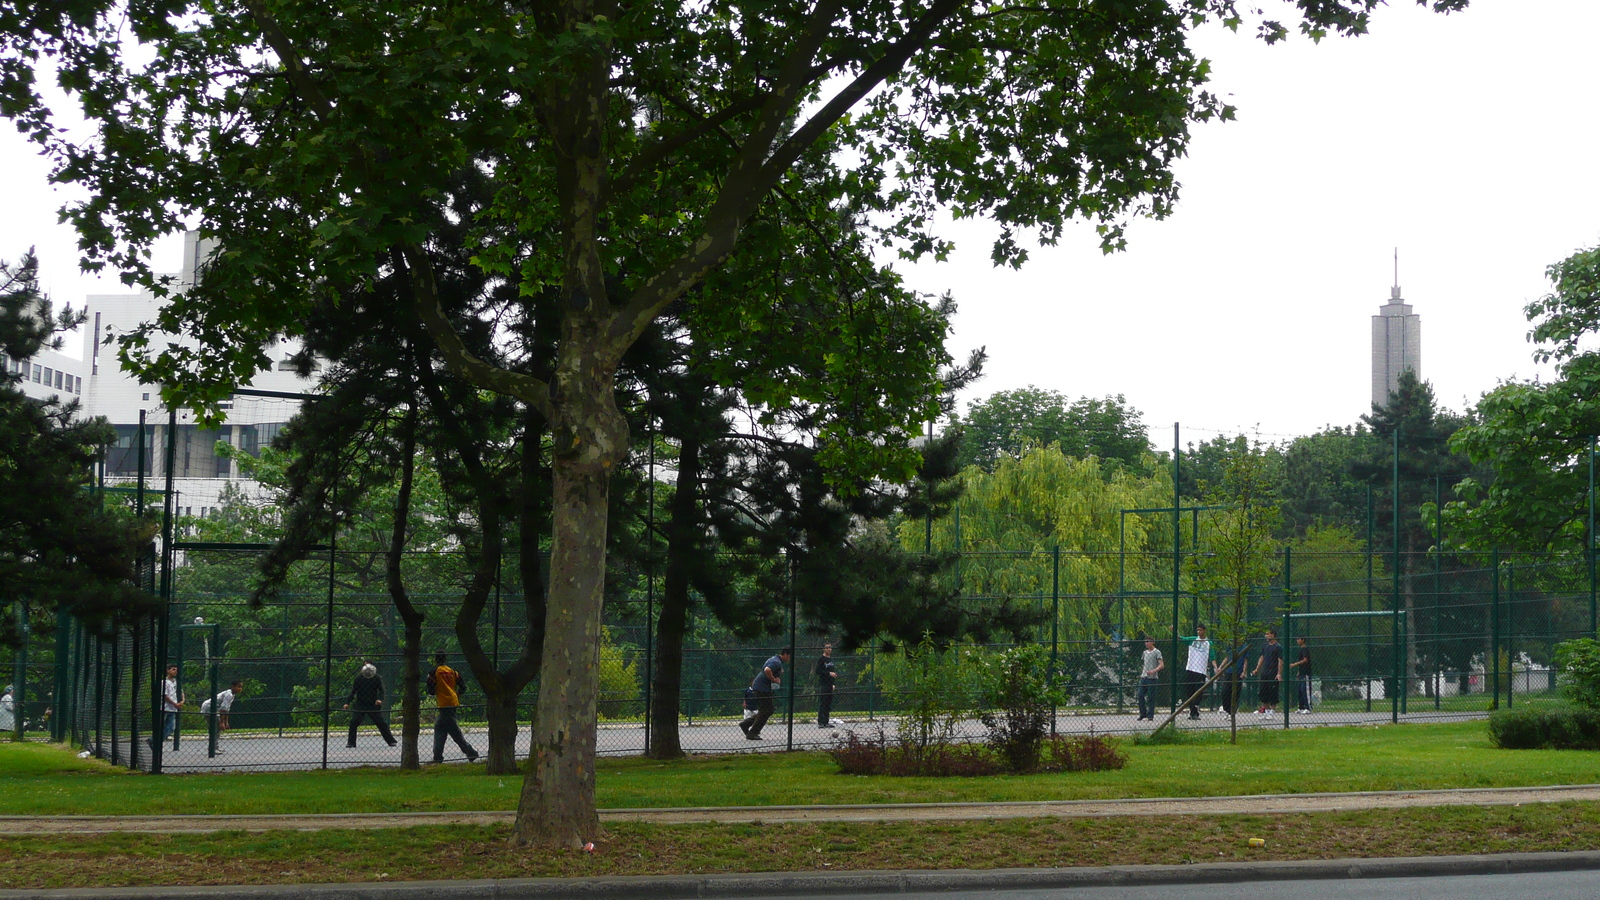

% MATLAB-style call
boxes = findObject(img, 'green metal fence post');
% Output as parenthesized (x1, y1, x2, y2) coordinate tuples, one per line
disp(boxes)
(1434, 475, 1443, 710)
(1283, 547, 1291, 730)
(786, 554, 796, 752)
(1051, 546, 1060, 732)
(53, 609, 70, 743)
(1590, 435, 1596, 637)
(1365, 486, 1374, 712)
(1491, 548, 1501, 710)
(1391, 427, 1401, 724)
(1170, 423, 1181, 716)
(1282, 607, 1292, 730)
(1507, 561, 1515, 709)
(207, 625, 219, 758)
(321, 495, 336, 771)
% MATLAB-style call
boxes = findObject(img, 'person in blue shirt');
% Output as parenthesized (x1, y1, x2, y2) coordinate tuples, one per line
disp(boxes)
(739, 648, 790, 740)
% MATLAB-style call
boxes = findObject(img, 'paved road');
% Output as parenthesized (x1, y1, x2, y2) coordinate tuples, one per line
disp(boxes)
(105, 705, 1485, 773)
(776, 868, 1600, 900)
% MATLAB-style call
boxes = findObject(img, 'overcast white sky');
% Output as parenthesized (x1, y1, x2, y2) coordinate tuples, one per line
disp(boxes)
(3, 1, 1597, 448)
(902, 0, 1600, 446)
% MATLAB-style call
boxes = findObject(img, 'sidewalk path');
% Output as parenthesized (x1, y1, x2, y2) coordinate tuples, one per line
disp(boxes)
(10, 783, 1600, 834)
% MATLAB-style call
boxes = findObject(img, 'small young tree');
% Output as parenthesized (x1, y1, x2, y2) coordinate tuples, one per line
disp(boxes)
(1183, 440, 1283, 743)
(976, 644, 1066, 773)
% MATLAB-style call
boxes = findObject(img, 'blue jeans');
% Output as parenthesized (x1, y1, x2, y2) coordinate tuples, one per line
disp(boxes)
(1137, 677, 1159, 719)
(162, 710, 178, 742)
(1298, 676, 1313, 711)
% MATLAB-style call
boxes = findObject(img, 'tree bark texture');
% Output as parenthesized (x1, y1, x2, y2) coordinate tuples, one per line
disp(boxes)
(515, 451, 615, 846)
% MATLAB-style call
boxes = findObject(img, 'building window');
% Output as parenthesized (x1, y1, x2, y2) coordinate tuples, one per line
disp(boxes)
(106, 425, 153, 477)
(31, 364, 41, 383)
(42, 366, 52, 385)
(54, 370, 63, 389)
(142, 392, 150, 401)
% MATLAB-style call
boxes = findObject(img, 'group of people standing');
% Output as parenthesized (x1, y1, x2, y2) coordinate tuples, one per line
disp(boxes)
(1136, 626, 1314, 721)
(738, 642, 839, 740)
(151, 652, 479, 763)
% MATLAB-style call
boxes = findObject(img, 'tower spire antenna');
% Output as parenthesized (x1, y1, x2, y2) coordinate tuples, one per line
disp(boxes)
(1390, 248, 1401, 301)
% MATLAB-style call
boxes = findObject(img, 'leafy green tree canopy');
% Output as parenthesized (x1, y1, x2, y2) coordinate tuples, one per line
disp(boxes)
(1448, 242, 1600, 551)
(952, 387, 1150, 473)
(0, 251, 156, 646)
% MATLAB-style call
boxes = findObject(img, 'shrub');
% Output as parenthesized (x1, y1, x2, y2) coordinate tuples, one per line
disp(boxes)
(1487, 705, 1600, 750)
(1554, 638, 1600, 710)
(977, 645, 1066, 773)
(1041, 732, 1128, 772)
(826, 728, 1004, 777)
(884, 633, 975, 751)
(830, 728, 890, 776)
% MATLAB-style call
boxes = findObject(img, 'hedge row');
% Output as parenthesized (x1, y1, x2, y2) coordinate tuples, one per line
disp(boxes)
(1487, 705, 1600, 750)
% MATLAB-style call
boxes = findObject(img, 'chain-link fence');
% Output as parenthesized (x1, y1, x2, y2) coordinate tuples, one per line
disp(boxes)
(12, 545, 1594, 769)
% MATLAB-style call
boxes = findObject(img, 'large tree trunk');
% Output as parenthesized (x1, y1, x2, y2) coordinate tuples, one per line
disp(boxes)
(386, 403, 424, 770)
(515, 454, 613, 846)
(647, 434, 701, 760)
(398, 612, 423, 769)
(483, 692, 520, 773)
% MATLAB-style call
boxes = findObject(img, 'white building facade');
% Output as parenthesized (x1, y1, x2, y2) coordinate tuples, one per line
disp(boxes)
(5, 232, 318, 515)
(1370, 281, 1421, 410)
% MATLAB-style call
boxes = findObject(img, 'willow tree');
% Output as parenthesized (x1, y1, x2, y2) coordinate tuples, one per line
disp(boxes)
(2, 0, 1467, 847)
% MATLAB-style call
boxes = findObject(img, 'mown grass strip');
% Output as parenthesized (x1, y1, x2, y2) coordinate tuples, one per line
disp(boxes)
(4, 803, 1600, 890)
(5, 721, 1598, 817)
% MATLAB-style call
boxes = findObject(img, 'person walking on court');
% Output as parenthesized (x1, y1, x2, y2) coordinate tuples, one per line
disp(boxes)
(739, 648, 789, 740)
(1136, 636, 1163, 720)
(1291, 636, 1313, 713)
(201, 681, 245, 732)
(1180, 625, 1212, 720)
(816, 643, 838, 728)
(160, 665, 184, 748)
(343, 662, 397, 748)
(0, 684, 13, 733)
(1252, 629, 1284, 716)
(427, 652, 479, 763)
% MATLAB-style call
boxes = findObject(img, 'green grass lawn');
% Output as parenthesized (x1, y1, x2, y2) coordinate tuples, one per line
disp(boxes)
(8, 804, 1600, 890)
(4, 719, 1599, 817)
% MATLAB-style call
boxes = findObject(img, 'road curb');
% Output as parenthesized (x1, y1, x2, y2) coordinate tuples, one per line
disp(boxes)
(6, 851, 1600, 900)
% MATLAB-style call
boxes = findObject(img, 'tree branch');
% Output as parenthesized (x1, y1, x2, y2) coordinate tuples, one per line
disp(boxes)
(607, 0, 964, 351)
(243, 1, 334, 120)
(398, 241, 554, 419)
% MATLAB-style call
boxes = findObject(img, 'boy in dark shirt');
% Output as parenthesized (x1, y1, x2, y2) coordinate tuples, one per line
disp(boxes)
(1252, 630, 1284, 716)
(815, 643, 838, 728)
(1290, 636, 1313, 713)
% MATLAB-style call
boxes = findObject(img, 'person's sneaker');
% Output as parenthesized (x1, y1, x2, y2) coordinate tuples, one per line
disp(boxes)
(745, 733, 762, 740)
(1297, 708, 1311, 715)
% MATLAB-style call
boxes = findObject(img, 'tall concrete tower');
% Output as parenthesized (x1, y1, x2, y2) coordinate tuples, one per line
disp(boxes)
(1371, 252, 1421, 409)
